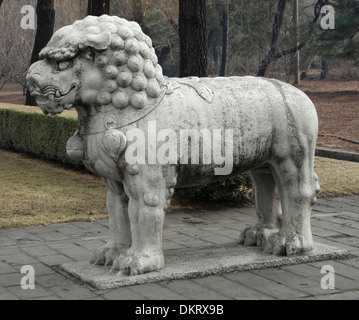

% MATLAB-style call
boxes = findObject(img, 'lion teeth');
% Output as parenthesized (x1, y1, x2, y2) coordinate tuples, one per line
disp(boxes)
(55, 90, 61, 98)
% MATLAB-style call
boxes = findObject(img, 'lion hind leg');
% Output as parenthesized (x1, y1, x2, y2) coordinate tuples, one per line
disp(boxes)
(263, 156, 318, 256)
(239, 166, 282, 247)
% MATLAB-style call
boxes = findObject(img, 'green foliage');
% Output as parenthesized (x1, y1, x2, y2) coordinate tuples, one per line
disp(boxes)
(0, 108, 82, 168)
(317, 0, 359, 61)
(175, 173, 252, 205)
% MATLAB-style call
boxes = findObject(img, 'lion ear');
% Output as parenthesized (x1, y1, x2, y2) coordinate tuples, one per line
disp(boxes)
(84, 32, 111, 51)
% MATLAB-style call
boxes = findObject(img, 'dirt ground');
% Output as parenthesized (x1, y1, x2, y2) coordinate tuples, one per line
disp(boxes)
(1, 80, 359, 153)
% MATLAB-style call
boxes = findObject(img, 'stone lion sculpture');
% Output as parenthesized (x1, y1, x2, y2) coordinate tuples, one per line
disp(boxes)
(27, 15, 320, 276)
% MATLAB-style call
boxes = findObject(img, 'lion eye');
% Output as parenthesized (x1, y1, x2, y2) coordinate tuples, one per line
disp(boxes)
(58, 61, 73, 71)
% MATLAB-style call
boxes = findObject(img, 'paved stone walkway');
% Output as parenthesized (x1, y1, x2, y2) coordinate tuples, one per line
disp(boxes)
(1, 196, 359, 300)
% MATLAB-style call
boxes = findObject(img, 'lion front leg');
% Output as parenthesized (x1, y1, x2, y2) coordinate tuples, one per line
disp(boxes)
(113, 164, 177, 276)
(91, 179, 131, 267)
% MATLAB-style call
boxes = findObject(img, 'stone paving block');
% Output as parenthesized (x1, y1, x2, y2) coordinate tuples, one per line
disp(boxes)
(75, 239, 107, 252)
(326, 236, 359, 248)
(103, 287, 146, 300)
(35, 273, 74, 288)
(2, 229, 38, 241)
(251, 268, 332, 296)
(313, 236, 356, 252)
(330, 197, 359, 208)
(340, 256, 359, 268)
(200, 234, 236, 245)
(298, 290, 359, 300)
(320, 215, 359, 230)
(30, 295, 62, 300)
(38, 229, 73, 241)
(163, 230, 189, 240)
(312, 205, 342, 214)
(50, 223, 88, 234)
(0, 291, 19, 300)
(312, 220, 359, 237)
(193, 275, 274, 300)
(232, 207, 256, 216)
(0, 261, 17, 274)
(160, 279, 229, 300)
(223, 271, 308, 299)
(0, 285, 7, 294)
(27, 263, 56, 276)
(83, 296, 105, 300)
(309, 260, 359, 281)
(76, 222, 108, 234)
(177, 228, 216, 238)
(0, 245, 22, 256)
(21, 245, 58, 257)
(0, 273, 22, 287)
(94, 220, 109, 227)
(311, 226, 345, 238)
(282, 262, 359, 291)
(37, 254, 74, 267)
(7, 284, 52, 300)
(162, 240, 187, 251)
(170, 236, 213, 249)
(49, 283, 97, 300)
(210, 227, 241, 240)
(130, 282, 189, 300)
(2, 253, 39, 265)
(55, 246, 92, 261)
(0, 235, 17, 246)
(316, 199, 359, 214)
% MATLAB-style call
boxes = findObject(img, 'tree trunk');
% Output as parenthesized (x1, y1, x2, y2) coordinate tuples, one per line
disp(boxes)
(25, 0, 55, 106)
(257, 0, 286, 77)
(320, 58, 328, 79)
(87, 0, 110, 16)
(219, 0, 229, 76)
(179, 0, 208, 78)
(257, 0, 326, 78)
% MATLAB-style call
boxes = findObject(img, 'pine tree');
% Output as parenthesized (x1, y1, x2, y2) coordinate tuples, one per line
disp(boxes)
(318, 0, 359, 61)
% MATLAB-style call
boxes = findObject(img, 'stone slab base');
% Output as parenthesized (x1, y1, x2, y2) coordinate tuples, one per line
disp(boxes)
(60, 242, 350, 290)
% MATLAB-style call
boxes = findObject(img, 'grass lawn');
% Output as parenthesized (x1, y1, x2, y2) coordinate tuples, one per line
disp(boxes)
(1, 149, 359, 229)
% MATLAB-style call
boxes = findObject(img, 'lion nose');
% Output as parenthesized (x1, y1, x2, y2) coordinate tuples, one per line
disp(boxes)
(26, 61, 46, 92)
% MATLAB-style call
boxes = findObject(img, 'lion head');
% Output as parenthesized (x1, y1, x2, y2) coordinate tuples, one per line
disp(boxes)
(26, 15, 165, 116)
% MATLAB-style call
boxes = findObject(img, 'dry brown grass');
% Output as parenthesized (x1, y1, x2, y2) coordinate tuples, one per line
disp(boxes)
(0, 150, 107, 228)
(0, 149, 359, 229)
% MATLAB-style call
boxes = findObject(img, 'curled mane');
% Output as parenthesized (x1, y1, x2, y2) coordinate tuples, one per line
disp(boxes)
(40, 15, 165, 111)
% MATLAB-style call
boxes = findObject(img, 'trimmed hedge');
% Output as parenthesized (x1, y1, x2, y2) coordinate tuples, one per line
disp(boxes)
(0, 108, 82, 167)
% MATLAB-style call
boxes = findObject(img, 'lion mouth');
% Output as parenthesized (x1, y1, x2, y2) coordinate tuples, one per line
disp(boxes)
(32, 83, 78, 103)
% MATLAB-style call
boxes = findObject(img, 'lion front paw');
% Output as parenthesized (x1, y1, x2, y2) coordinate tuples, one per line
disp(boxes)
(130, 252, 164, 276)
(238, 226, 259, 246)
(238, 226, 279, 248)
(90, 241, 120, 267)
(110, 250, 164, 276)
(263, 232, 313, 256)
